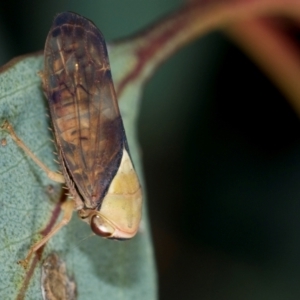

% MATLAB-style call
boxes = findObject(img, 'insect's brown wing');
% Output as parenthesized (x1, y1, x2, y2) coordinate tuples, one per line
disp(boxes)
(43, 12, 125, 209)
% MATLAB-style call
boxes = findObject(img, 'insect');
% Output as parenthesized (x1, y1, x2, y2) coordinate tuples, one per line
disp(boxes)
(2, 12, 142, 267)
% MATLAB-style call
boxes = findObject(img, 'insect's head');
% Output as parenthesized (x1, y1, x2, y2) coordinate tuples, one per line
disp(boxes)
(77, 148, 143, 240)
(78, 208, 140, 240)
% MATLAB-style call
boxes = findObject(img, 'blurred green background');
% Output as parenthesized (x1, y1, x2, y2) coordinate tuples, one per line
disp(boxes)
(2, 1, 300, 299)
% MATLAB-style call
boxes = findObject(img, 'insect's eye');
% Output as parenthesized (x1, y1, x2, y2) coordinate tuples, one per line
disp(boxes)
(91, 215, 115, 238)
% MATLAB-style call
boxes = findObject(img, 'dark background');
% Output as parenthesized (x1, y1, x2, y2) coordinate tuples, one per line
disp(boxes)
(2, 1, 300, 299)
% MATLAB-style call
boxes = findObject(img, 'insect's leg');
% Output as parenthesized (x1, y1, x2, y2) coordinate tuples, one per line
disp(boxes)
(1, 120, 65, 183)
(18, 200, 74, 269)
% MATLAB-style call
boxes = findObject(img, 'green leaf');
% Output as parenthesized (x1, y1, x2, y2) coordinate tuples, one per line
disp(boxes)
(0, 52, 156, 299)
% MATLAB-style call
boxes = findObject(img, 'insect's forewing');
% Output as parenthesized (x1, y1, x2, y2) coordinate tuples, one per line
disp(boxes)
(43, 12, 125, 209)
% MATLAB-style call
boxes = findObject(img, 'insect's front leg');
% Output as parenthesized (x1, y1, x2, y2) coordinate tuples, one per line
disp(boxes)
(1, 120, 65, 183)
(18, 200, 75, 269)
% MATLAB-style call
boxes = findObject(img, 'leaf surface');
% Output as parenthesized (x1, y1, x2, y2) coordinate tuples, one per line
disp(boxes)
(0, 51, 156, 299)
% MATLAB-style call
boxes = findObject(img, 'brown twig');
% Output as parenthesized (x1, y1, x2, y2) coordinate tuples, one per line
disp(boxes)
(113, 0, 300, 115)
(225, 19, 300, 117)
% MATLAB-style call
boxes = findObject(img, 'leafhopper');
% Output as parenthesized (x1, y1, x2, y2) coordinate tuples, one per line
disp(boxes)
(2, 12, 142, 267)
